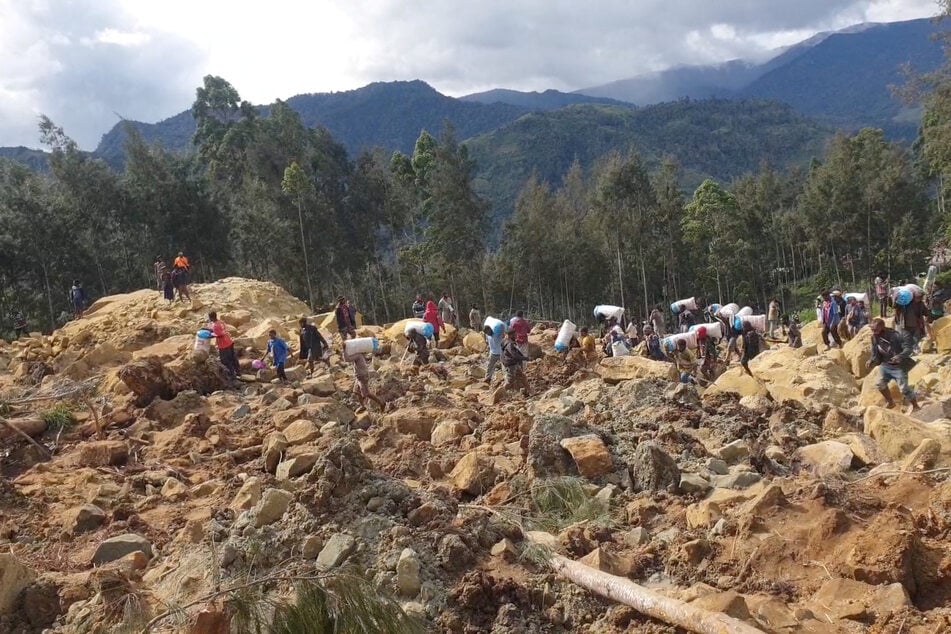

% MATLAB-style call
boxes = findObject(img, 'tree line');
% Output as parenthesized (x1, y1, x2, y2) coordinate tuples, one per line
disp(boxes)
(0, 73, 946, 336)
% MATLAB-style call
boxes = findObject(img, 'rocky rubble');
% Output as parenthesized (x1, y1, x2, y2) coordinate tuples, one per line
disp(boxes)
(0, 278, 950, 633)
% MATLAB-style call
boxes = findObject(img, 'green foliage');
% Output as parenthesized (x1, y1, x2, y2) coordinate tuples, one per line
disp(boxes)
(42, 405, 74, 432)
(528, 477, 612, 533)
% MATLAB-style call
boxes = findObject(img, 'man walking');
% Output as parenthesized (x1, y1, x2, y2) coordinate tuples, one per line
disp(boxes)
(335, 296, 356, 347)
(483, 323, 503, 383)
(820, 291, 843, 349)
(299, 317, 330, 375)
(69, 280, 87, 319)
(767, 297, 780, 339)
(509, 310, 531, 357)
(492, 328, 531, 404)
(468, 305, 482, 331)
(867, 318, 919, 413)
(438, 292, 455, 326)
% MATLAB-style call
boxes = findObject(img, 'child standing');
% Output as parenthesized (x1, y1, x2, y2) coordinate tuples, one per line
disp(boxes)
(262, 330, 290, 383)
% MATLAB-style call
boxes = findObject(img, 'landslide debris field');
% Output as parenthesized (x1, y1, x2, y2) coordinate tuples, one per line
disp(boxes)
(2, 278, 951, 633)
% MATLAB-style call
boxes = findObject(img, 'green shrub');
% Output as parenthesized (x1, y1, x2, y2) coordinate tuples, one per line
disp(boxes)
(42, 405, 74, 432)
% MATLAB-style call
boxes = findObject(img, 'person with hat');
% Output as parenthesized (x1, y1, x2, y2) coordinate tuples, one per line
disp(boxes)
(819, 290, 843, 349)
(867, 317, 919, 413)
(492, 327, 531, 404)
(173, 251, 190, 270)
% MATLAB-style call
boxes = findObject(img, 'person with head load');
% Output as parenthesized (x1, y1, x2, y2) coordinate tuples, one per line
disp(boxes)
(347, 347, 386, 412)
(412, 294, 425, 319)
(407, 326, 431, 366)
(69, 280, 87, 319)
(483, 323, 504, 382)
(208, 311, 239, 378)
(875, 274, 889, 317)
(740, 321, 762, 376)
(424, 299, 445, 344)
(335, 296, 356, 347)
(867, 318, 919, 413)
(819, 290, 843, 349)
(894, 287, 928, 352)
(625, 320, 640, 346)
(492, 328, 531, 404)
(262, 329, 290, 383)
(438, 292, 454, 326)
(669, 338, 697, 383)
(767, 297, 781, 338)
(847, 298, 869, 338)
(649, 305, 666, 337)
(510, 310, 531, 357)
(299, 317, 330, 375)
(469, 305, 482, 331)
(928, 280, 950, 323)
(602, 316, 627, 357)
(787, 315, 802, 349)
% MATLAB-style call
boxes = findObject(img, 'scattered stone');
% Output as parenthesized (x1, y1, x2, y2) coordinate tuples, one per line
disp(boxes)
(715, 439, 750, 464)
(490, 538, 518, 559)
(693, 591, 751, 621)
(283, 420, 320, 445)
(764, 445, 786, 462)
(252, 488, 293, 527)
(629, 441, 680, 492)
(396, 548, 422, 597)
(705, 458, 728, 475)
(797, 441, 855, 477)
(276, 452, 319, 480)
(262, 432, 288, 474)
(711, 472, 761, 489)
(527, 415, 577, 478)
(161, 477, 189, 499)
(686, 501, 722, 529)
(902, 438, 942, 471)
(449, 452, 497, 495)
(77, 440, 128, 467)
(92, 534, 153, 566)
(0, 554, 36, 614)
(430, 420, 471, 447)
(64, 504, 107, 534)
(624, 527, 650, 546)
(680, 538, 711, 564)
(579, 547, 632, 576)
(316, 534, 356, 571)
(231, 404, 251, 420)
(595, 484, 617, 504)
(679, 472, 711, 495)
(654, 527, 681, 544)
(230, 477, 262, 512)
(301, 376, 336, 397)
(559, 434, 614, 478)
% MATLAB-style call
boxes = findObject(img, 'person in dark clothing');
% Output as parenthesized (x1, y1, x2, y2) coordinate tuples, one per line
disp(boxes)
(492, 328, 531, 404)
(412, 294, 425, 319)
(895, 291, 928, 352)
(12, 311, 26, 338)
(642, 325, 666, 361)
(819, 291, 843, 349)
(787, 316, 802, 349)
(678, 309, 695, 334)
(407, 327, 430, 366)
(740, 322, 762, 376)
(162, 271, 175, 305)
(335, 296, 356, 348)
(299, 317, 330, 375)
(69, 280, 87, 319)
(867, 318, 919, 413)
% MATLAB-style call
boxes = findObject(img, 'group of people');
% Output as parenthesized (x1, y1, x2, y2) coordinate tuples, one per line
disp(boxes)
(816, 290, 870, 348)
(154, 252, 193, 305)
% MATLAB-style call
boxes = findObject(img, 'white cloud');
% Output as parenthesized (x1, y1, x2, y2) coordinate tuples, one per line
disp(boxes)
(0, 0, 942, 149)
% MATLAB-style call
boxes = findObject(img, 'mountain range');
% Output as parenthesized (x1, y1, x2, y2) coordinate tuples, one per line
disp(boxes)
(0, 16, 944, 222)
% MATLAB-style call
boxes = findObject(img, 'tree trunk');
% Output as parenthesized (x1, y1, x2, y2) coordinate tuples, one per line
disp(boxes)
(297, 196, 315, 310)
(40, 259, 55, 330)
(547, 552, 766, 634)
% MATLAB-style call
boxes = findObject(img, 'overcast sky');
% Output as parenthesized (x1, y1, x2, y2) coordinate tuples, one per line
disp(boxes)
(0, 0, 940, 149)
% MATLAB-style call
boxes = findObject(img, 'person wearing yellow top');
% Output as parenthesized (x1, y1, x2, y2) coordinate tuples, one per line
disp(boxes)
(579, 327, 597, 364)
(670, 339, 696, 383)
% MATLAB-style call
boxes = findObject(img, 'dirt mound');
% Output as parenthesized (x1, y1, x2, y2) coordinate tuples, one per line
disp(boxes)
(3, 286, 951, 633)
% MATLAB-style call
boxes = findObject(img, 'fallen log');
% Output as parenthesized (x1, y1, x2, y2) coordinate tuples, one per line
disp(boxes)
(0, 416, 51, 459)
(0, 416, 47, 440)
(546, 551, 765, 634)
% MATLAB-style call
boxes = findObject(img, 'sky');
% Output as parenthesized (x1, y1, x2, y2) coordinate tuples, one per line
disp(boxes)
(0, 0, 941, 150)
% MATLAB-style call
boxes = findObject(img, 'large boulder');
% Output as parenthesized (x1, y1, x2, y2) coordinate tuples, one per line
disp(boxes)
(0, 554, 36, 614)
(463, 332, 487, 353)
(559, 435, 613, 478)
(597, 356, 673, 385)
(449, 452, 498, 495)
(92, 534, 153, 565)
(703, 367, 769, 400)
(118, 355, 231, 406)
(931, 315, 951, 353)
(841, 327, 872, 380)
(748, 346, 858, 409)
(864, 406, 951, 466)
(629, 441, 680, 492)
(796, 441, 855, 477)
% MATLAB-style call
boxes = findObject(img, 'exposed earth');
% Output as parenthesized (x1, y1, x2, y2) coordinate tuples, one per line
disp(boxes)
(2, 277, 951, 633)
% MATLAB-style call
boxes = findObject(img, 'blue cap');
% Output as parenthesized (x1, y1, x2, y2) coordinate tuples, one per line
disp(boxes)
(896, 288, 913, 306)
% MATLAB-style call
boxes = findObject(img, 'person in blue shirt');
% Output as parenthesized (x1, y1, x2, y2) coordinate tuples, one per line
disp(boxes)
(483, 325, 504, 384)
(262, 330, 290, 383)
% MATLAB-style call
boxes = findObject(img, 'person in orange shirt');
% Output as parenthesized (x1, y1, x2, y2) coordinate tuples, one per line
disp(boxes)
(173, 252, 190, 270)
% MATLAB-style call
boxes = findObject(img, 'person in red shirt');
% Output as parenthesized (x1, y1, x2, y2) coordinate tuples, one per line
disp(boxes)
(208, 311, 239, 377)
(423, 300, 446, 344)
(509, 310, 531, 357)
